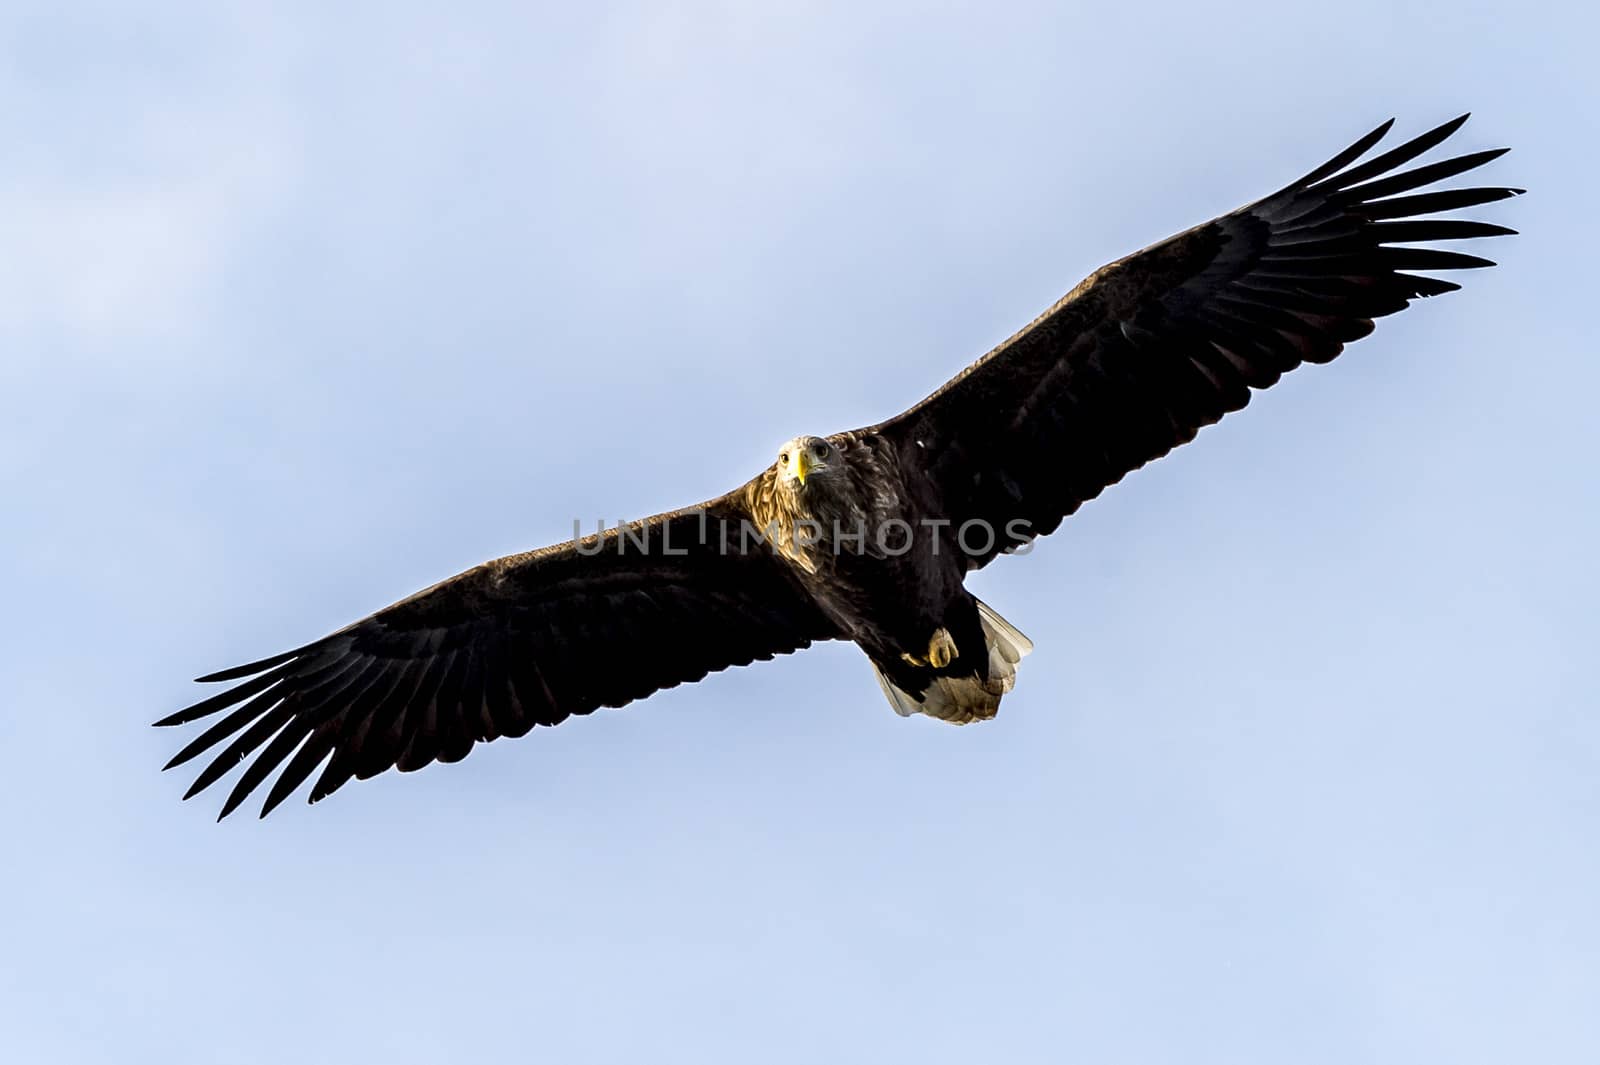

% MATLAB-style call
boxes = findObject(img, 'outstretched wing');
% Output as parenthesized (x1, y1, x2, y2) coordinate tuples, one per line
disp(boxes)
(872, 115, 1520, 568)
(156, 498, 836, 819)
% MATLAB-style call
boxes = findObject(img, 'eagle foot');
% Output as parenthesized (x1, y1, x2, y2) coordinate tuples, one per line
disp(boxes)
(900, 628, 958, 669)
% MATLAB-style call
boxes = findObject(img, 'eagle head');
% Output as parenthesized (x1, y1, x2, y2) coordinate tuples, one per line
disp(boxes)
(776, 435, 837, 492)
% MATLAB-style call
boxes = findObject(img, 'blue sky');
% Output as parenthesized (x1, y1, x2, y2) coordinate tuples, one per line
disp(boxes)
(3, 2, 1596, 1062)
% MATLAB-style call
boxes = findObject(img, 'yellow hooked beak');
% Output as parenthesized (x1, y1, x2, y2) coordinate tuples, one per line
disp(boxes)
(794, 448, 814, 485)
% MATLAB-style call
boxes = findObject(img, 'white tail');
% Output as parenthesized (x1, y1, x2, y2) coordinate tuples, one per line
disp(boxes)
(871, 599, 1033, 725)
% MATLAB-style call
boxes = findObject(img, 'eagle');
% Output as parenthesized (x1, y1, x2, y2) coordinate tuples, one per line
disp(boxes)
(158, 115, 1519, 819)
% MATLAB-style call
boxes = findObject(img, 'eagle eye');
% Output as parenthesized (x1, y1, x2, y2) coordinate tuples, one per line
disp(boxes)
(779, 451, 789, 465)
(813, 442, 828, 458)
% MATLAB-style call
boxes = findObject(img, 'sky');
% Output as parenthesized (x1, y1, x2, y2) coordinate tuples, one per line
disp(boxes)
(2, 2, 1596, 1062)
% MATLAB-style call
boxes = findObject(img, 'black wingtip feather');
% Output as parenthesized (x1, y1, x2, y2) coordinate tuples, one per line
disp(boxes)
(1402, 274, 1464, 297)
(164, 744, 208, 773)
(153, 665, 291, 727)
(1312, 113, 1477, 193)
(1387, 249, 1497, 270)
(1360, 186, 1524, 219)
(1293, 118, 1396, 188)
(1343, 147, 1512, 203)
(194, 648, 301, 684)
(216, 777, 255, 821)
(1370, 219, 1518, 242)
(184, 772, 222, 802)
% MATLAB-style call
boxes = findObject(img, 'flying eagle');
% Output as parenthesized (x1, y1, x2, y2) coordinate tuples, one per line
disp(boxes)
(158, 115, 1519, 819)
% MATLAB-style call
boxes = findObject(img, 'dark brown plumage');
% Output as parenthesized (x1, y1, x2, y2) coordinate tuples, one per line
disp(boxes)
(158, 115, 1520, 818)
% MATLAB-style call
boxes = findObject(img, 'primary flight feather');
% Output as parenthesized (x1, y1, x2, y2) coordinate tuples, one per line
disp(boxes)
(157, 114, 1520, 818)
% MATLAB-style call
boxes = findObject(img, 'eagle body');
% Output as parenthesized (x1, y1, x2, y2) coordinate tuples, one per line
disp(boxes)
(156, 115, 1521, 818)
(740, 432, 1015, 723)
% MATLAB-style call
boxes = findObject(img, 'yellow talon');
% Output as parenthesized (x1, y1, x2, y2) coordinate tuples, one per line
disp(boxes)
(902, 629, 957, 668)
